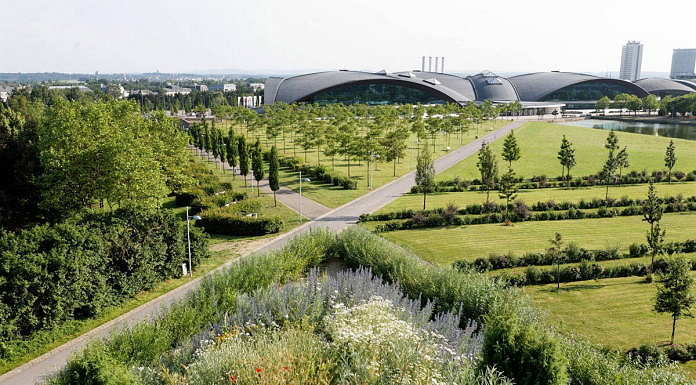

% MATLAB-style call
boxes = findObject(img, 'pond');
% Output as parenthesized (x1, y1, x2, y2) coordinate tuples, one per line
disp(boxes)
(562, 119, 696, 140)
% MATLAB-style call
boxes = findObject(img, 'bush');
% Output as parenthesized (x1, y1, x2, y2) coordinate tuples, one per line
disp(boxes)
(272, 153, 358, 190)
(197, 206, 283, 236)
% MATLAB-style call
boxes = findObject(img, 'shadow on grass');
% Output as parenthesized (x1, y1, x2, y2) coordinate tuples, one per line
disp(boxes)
(539, 284, 605, 293)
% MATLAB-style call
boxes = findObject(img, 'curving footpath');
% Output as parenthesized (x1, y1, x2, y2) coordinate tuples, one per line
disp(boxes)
(0, 120, 523, 385)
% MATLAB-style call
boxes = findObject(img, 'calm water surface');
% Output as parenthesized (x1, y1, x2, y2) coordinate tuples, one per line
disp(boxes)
(562, 119, 696, 140)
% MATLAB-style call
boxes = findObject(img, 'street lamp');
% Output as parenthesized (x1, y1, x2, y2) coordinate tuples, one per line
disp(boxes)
(186, 207, 202, 277)
(299, 170, 311, 219)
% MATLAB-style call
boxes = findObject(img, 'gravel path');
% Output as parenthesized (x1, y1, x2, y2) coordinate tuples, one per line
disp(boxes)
(0, 120, 522, 385)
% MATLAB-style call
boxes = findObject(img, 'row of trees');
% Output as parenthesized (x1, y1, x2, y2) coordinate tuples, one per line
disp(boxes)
(596, 92, 696, 118)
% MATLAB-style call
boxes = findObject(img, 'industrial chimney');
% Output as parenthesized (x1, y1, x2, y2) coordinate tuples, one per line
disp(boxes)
(421, 56, 425, 71)
(428, 56, 432, 72)
(441, 57, 445, 73)
(435, 57, 439, 73)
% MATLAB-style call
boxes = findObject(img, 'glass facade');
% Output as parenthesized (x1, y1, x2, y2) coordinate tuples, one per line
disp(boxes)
(541, 80, 643, 101)
(301, 82, 449, 105)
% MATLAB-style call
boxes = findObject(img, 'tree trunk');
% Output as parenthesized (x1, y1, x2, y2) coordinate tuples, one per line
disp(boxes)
(672, 315, 677, 345)
(393, 159, 397, 177)
(423, 191, 427, 210)
(485, 188, 490, 204)
(605, 184, 609, 201)
(257, 180, 260, 197)
(273, 191, 277, 207)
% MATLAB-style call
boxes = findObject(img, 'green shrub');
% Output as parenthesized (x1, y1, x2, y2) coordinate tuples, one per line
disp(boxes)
(47, 343, 141, 385)
(197, 206, 283, 236)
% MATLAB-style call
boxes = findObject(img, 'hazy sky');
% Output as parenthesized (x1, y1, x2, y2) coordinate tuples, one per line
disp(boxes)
(1, 0, 695, 74)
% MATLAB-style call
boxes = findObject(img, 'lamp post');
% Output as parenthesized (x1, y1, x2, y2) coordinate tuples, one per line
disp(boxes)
(186, 207, 202, 277)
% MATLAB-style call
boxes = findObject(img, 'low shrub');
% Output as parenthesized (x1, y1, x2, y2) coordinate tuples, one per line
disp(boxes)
(269, 152, 358, 190)
(197, 206, 283, 236)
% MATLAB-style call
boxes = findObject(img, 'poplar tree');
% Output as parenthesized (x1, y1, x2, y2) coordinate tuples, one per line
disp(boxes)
(642, 182, 665, 271)
(238, 136, 250, 187)
(268, 145, 280, 206)
(226, 128, 238, 178)
(501, 130, 521, 169)
(415, 147, 435, 210)
(665, 140, 677, 184)
(557, 135, 576, 187)
(477, 142, 498, 204)
(252, 140, 264, 196)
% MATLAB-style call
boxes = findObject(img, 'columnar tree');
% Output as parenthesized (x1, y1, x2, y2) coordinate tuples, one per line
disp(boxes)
(415, 147, 435, 210)
(557, 135, 576, 187)
(477, 142, 498, 204)
(268, 145, 280, 206)
(226, 128, 238, 178)
(599, 153, 618, 201)
(238, 136, 250, 187)
(501, 130, 521, 169)
(252, 140, 264, 196)
(655, 257, 695, 345)
(665, 140, 677, 184)
(548, 232, 564, 291)
(642, 182, 665, 271)
(498, 168, 518, 222)
(616, 146, 629, 179)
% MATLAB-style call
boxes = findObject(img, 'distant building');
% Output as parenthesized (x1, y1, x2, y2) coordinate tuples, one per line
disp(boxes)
(619, 41, 643, 81)
(0, 86, 12, 102)
(163, 86, 192, 96)
(47, 85, 92, 92)
(193, 84, 208, 92)
(100, 84, 128, 98)
(250, 83, 265, 91)
(209, 83, 237, 92)
(670, 49, 696, 80)
(132, 89, 158, 96)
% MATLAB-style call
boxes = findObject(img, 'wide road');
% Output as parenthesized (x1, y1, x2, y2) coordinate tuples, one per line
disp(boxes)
(0, 119, 522, 385)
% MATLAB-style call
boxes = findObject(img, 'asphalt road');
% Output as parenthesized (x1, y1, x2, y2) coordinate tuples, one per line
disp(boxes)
(0, 120, 521, 385)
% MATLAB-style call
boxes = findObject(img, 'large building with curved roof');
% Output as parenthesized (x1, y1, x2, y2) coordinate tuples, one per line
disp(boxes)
(264, 69, 694, 110)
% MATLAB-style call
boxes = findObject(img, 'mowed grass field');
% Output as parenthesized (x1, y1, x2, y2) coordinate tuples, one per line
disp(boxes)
(377, 182, 696, 212)
(526, 275, 696, 349)
(437, 121, 696, 181)
(220, 119, 508, 208)
(374, 212, 696, 265)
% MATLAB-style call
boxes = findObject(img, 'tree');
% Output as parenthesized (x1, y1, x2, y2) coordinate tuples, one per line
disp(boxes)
(498, 168, 518, 222)
(642, 182, 666, 271)
(595, 96, 611, 113)
(605, 130, 619, 152)
(477, 142, 498, 204)
(415, 147, 435, 210)
(380, 127, 409, 177)
(599, 152, 618, 201)
(642, 95, 660, 115)
(238, 136, 250, 187)
(655, 257, 696, 345)
(501, 130, 521, 169)
(626, 95, 643, 116)
(252, 140, 264, 197)
(557, 135, 576, 187)
(548, 232, 564, 291)
(225, 128, 238, 178)
(268, 145, 280, 206)
(615, 146, 629, 179)
(665, 140, 677, 184)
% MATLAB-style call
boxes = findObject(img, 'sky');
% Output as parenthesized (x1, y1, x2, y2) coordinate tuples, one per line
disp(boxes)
(1, 0, 695, 75)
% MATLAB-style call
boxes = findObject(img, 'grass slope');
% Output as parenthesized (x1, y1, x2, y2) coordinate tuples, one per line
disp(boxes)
(437, 121, 696, 181)
(375, 212, 696, 265)
(526, 275, 696, 349)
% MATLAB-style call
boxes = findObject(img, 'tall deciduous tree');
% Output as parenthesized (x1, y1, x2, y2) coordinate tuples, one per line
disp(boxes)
(268, 145, 280, 206)
(238, 135, 250, 187)
(226, 128, 238, 178)
(642, 182, 666, 271)
(477, 142, 498, 204)
(501, 130, 521, 169)
(252, 140, 264, 196)
(595, 96, 611, 113)
(415, 147, 435, 210)
(655, 257, 696, 345)
(557, 135, 576, 187)
(665, 140, 677, 184)
(616, 146, 629, 179)
(498, 168, 518, 222)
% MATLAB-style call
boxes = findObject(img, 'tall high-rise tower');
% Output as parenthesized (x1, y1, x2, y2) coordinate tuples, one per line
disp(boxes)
(670, 49, 696, 79)
(619, 41, 643, 81)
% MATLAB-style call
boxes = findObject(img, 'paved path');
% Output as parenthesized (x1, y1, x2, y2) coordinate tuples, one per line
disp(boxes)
(0, 120, 521, 385)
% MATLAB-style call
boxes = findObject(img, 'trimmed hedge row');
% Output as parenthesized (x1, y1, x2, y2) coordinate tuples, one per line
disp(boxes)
(361, 195, 696, 222)
(0, 208, 208, 357)
(411, 169, 696, 193)
(499, 257, 696, 287)
(628, 343, 696, 365)
(453, 239, 696, 272)
(373, 203, 696, 232)
(196, 205, 284, 236)
(266, 151, 358, 190)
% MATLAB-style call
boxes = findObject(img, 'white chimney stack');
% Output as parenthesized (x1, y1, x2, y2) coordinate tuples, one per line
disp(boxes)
(421, 56, 425, 71)
(428, 56, 432, 72)
(441, 57, 445, 73)
(435, 57, 439, 73)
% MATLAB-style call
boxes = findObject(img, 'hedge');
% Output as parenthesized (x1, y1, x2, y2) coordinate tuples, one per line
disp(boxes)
(0, 208, 208, 357)
(196, 206, 283, 236)
(628, 343, 696, 365)
(453, 239, 696, 272)
(410, 169, 696, 193)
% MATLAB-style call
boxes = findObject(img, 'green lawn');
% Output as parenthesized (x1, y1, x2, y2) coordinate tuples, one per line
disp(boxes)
(374, 212, 696, 265)
(222, 119, 508, 208)
(526, 275, 696, 349)
(437, 121, 696, 181)
(376, 182, 696, 213)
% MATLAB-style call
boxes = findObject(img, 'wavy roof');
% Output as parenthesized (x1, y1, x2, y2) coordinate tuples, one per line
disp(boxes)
(634, 78, 695, 94)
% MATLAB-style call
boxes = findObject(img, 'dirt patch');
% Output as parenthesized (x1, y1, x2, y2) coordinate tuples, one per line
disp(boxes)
(210, 238, 273, 256)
